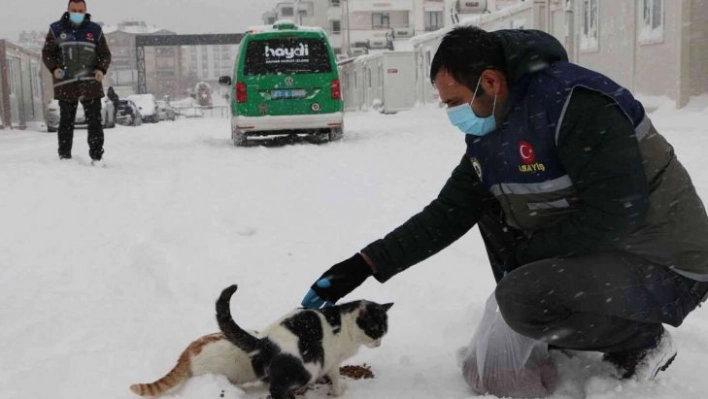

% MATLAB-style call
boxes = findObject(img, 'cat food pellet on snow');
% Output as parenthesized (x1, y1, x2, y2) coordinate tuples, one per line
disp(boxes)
(339, 364, 375, 380)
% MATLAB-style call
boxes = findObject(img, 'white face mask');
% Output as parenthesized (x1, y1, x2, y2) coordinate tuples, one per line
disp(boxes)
(446, 76, 497, 136)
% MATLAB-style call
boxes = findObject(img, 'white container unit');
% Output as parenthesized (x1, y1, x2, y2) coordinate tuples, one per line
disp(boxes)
(375, 51, 416, 114)
(339, 51, 416, 114)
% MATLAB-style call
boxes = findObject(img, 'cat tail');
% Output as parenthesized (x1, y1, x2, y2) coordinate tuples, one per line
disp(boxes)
(129, 352, 192, 396)
(216, 284, 262, 353)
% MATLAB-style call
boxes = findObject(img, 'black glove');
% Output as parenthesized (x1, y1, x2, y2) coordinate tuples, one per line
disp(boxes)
(301, 253, 373, 308)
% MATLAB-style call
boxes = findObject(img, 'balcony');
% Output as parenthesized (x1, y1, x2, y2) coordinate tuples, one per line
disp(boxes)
(345, 0, 413, 13)
(457, 0, 488, 14)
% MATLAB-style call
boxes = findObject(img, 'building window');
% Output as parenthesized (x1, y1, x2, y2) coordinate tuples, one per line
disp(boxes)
(330, 0, 340, 6)
(331, 20, 341, 33)
(281, 6, 294, 17)
(156, 47, 174, 56)
(425, 11, 443, 31)
(372, 13, 390, 29)
(580, 0, 598, 52)
(639, 0, 664, 43)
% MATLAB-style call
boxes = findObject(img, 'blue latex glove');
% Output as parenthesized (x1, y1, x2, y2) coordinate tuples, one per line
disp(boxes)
(301, 278, 335, 308)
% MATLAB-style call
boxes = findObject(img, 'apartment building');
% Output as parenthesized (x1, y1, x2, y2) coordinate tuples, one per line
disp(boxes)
(103, 21, 178, 95)
(103, 21, 241, 98)
(262, 1, 340, 52)
(182, 45, 239, 83)
(261, 0, 505, 58)
(567, 0, 708, 107)
(408, 0, 708, 108)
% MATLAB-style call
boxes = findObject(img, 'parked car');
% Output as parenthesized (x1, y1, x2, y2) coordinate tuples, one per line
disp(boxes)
(46, 99, 116, 132)
(115, 99, 143, 127)
(156, 100, 176, 121)
(127, 94, 160, 123)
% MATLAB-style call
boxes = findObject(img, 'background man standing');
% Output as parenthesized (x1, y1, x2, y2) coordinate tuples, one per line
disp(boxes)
(42, 0, 111, 163)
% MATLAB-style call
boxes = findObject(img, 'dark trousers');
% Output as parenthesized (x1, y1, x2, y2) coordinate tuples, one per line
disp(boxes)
(111, 100, 119, 121)
(58, 98, 104, 160)
(495, 252, 708, 354)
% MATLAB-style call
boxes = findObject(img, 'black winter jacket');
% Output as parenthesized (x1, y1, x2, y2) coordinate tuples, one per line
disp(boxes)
(42, 13, 111, 101)
(361, 30, 708, 284)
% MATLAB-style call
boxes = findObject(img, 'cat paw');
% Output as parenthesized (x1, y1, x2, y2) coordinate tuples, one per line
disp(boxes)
(330, 382, 346, 396)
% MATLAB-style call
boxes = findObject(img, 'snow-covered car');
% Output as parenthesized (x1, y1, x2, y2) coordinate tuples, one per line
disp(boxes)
(127, 94, 160, 123)
(115, 100, 143, 127)
(45, 99, 116, 132)
(156, 100, 176, 121)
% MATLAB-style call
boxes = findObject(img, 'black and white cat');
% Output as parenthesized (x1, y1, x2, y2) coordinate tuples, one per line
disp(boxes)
(216, 284, 393, 399)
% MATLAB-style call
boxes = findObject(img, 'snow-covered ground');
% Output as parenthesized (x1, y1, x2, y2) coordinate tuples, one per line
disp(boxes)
(1, 100, 708, 399)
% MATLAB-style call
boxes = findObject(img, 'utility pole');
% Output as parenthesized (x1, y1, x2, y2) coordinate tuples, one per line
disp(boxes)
(293, 0, 299, 24)
(345, 0, 352, 56)
(295, 0, 302, 24)
(411, 0, 417, 36)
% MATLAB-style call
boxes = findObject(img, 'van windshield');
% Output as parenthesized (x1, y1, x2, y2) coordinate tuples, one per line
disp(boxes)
(244, 38, 332, 75)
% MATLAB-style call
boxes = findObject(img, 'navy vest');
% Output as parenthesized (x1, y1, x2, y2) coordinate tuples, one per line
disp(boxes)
(50, 19, 103, 83)
(466, 61, 645, 190)
(465, 62, 647, 230)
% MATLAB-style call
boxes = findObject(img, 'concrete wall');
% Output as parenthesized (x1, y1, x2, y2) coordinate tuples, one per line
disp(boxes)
(689, 0, 708, 98)
(573, 1, 636, 92)
(634, 0, 682, 100)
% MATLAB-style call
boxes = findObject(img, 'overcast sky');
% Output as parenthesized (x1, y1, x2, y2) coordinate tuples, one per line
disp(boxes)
(1, 0, 284, 40)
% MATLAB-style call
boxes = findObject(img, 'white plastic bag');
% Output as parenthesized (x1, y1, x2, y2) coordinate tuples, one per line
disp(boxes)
(460, 292, 558, 398)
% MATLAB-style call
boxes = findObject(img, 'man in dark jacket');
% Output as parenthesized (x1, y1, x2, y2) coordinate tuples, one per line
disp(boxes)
(302, 26, 708, 388)
(42, 0, 111, 162)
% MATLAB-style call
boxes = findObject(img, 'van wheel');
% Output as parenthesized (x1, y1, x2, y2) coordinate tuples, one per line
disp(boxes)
(233, 130, 247, 147)
(328, 126, 343, 142)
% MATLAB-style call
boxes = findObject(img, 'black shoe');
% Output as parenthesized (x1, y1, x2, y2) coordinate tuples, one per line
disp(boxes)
(90, 149, 104, 161)
(603, 330, 677, 381)
(59, 154, 72, 160)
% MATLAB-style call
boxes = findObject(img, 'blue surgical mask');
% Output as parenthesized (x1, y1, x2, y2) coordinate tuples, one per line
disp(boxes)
(446, 77, 497, 136)
(69, 12, 85, 25)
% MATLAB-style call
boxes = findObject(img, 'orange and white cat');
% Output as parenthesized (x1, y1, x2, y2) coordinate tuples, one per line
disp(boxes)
(131, 284, 392, 398)
(130, 331, 259, 396)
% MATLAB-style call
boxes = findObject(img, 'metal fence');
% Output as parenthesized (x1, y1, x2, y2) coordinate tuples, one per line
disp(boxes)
(171, 104, 230, 119)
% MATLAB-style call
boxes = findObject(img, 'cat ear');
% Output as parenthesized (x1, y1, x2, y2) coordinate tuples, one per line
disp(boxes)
(354, 302, 368, 316)
(382, 303, 394, 312)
